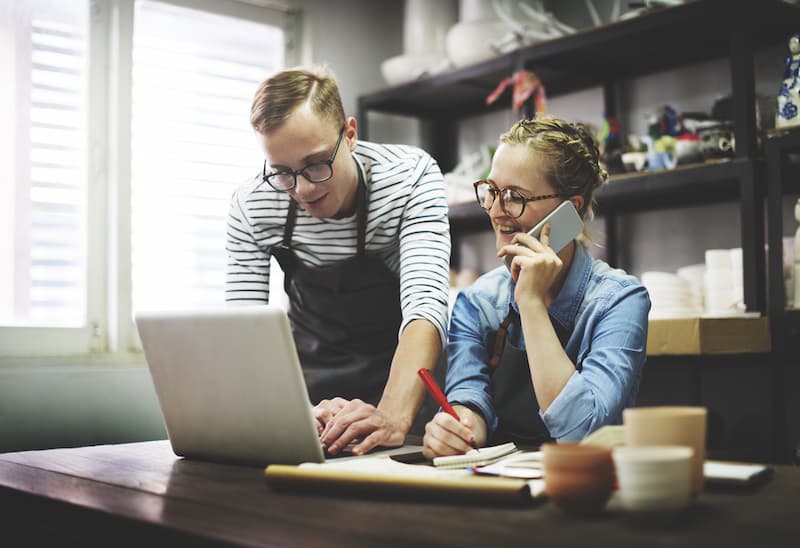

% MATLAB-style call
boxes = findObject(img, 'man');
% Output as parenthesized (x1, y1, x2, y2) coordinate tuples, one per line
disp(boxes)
(226, 65, 450, 455)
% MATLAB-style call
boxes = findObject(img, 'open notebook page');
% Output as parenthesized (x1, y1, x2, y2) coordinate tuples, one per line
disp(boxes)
(432, 442, 520, 469)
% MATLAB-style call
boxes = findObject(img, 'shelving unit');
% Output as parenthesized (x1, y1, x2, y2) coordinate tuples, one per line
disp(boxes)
(765, 128, 800, 461)
(360, 0, 800, 315)
(357, 0, 800, 462)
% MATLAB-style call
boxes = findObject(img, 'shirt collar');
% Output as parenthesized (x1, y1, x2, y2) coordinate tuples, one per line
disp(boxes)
(508, 242, 592, 330)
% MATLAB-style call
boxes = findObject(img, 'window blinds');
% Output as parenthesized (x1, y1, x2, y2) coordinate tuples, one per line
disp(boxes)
(130, 0, 285, 311)
(1, 1, 89, 326)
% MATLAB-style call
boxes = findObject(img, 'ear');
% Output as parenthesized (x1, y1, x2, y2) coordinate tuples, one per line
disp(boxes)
(345, 116, 358, 151)
(569, 195, 585, 215)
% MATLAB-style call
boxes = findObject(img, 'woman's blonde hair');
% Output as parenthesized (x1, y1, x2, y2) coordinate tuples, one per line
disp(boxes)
(500, 117, 608, 240)
(250, 65, 345, 133)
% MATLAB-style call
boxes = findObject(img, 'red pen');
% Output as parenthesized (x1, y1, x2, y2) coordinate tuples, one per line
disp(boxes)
(417, 368, 478, 449)
(417, 368, 459, 420)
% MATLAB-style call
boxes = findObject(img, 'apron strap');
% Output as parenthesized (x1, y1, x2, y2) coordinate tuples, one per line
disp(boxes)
(487, 305, 517, 368)
(355, 162, 367, 258)
(283, 198, 298, 247)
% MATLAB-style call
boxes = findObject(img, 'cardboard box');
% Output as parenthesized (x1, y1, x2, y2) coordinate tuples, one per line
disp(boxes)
(646, 316, 771, 356)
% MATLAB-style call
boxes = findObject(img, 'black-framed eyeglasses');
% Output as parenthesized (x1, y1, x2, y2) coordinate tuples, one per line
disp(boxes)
(473, 179, 562, 219)
(262, 125, 345, 192)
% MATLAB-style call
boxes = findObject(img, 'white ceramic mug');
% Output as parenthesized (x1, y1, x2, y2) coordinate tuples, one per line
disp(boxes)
(623, 406, 707, 496)
(613, 446, 694, 512)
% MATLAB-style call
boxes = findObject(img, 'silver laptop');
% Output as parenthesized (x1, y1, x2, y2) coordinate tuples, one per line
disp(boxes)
(135, 305, 325, 466)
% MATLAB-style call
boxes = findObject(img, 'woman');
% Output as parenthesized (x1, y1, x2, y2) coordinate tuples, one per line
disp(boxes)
(423, 117, 650, 458)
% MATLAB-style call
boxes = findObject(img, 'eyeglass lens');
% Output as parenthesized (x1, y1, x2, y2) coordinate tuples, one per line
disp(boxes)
(475, 182, 525, 218)
(268, 163, 333, 190)
(264, 126, 344, 191)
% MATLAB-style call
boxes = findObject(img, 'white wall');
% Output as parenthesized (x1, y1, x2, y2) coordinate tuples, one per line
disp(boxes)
(0, 364, 166, 452)
(290, 0, 419, 143)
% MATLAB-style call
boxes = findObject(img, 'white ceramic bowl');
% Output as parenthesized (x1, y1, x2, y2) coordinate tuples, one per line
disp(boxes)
(380, 53, 449, 86)
(613, 446, 694, 512)
(621, 151, 647, 172)
(445, 19, 510, 67)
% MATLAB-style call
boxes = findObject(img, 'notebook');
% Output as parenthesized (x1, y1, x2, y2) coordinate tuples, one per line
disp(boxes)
(266, 453, 544, 504)
(432, 442, 520, 469)
(134, 305, 327, 466)
(471, 451, 544, 480)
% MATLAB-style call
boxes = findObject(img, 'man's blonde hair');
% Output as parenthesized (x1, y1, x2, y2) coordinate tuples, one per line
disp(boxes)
(250, 65, 346, 133)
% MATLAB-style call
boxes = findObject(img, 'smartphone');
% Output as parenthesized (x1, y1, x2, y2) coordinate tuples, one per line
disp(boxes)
(504, 200, 584, 270)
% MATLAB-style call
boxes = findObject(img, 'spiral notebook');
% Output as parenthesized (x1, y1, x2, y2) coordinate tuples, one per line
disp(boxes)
(432, 442, 520, 470)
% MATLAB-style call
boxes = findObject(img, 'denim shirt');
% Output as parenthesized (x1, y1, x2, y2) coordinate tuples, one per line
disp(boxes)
(445, 243, 651, 442)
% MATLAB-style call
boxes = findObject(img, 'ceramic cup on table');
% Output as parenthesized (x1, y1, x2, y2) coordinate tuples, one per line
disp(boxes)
(542, 443, 615, 517)
(622, 406, 707, 496)
(612, 446, 694, 513)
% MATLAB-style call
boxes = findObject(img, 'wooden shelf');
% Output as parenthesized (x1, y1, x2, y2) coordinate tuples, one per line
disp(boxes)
(448, 201, 489, 233)
(596, 159, 752, 214)
(646, 316, 770, 356)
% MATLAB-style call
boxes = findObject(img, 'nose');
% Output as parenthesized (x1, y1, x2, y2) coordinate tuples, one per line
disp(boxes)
(488, 194, 507, 221)
(292, 173, 317, 198)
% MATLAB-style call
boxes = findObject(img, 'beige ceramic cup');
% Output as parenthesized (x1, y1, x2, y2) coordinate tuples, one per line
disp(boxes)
(542, 443, 616, 516)
(622, 406, 707, 495)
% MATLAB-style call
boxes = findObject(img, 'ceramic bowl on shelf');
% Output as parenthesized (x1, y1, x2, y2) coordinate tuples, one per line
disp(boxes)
(621, 151, 647, 172)
(444, 19, 511, 67)
(380, 53, 449, 86)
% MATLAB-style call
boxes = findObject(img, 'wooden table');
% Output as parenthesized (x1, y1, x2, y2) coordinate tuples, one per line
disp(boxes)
(0, 440, 797, 547)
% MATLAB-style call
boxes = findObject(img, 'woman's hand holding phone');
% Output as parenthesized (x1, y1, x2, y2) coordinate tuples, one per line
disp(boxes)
(499, 223, 564, 307)
(498, 200, 583, 306)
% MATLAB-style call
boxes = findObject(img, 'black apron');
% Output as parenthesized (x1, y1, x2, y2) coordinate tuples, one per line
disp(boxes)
(271, 168, 402, 406)
(486, 306, 574, 447)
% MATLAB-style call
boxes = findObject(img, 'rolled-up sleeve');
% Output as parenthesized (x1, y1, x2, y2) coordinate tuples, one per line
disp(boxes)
(225, 189, 271, 304)
(541, 284, 650, 441)
(398, 155, 451, 348)
(444, 292, 499, 432)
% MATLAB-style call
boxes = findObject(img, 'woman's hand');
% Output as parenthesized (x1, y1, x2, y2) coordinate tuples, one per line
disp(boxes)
(498, 223, 563, 308)
(422, 405, 487, 460)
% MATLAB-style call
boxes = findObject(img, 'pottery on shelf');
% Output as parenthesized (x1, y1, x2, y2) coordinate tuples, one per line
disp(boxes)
(445, 19, 512, 68)
(777, 32, 800, 128)
(380, 53, 449, 86)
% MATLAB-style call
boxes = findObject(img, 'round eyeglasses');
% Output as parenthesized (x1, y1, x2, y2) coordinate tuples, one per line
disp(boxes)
(473, 179, 562, 219)
(262, 126, 345, 192)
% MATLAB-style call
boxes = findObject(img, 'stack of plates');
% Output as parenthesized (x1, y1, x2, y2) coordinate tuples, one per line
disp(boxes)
(641, 271, 703, 319)
(612, 446, 694, 513)
(704, 248, 744, 316)
(676, 264, 705, 311)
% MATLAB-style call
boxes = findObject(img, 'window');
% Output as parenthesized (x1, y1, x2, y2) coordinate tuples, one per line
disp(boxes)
(1, 0, 89, 327)
(1, 0, 296, 357)
(131, 1, 284, 311)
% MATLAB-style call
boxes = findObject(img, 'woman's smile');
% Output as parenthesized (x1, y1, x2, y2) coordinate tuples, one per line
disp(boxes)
(494, 221, 524, 246)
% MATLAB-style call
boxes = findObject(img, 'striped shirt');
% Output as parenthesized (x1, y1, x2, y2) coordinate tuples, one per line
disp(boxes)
(225, 140, 451, 346)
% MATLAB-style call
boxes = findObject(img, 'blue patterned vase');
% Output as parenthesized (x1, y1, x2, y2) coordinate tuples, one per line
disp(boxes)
(777, 33, 800, 128)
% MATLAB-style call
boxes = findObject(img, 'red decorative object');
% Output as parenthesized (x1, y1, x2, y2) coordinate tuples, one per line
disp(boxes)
(486, 70, 547, 116)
